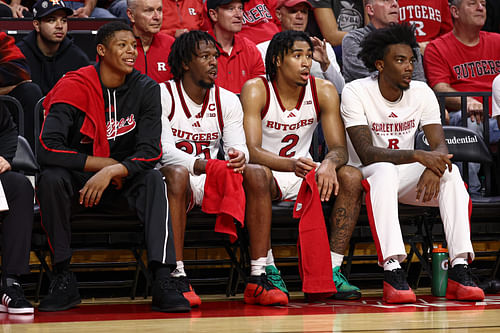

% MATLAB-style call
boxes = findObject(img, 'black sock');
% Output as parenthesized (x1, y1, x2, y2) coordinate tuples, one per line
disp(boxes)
(1, 274, 21, 288)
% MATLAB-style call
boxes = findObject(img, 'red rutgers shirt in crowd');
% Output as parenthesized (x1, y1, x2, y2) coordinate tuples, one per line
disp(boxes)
(398, 0, 452, 42)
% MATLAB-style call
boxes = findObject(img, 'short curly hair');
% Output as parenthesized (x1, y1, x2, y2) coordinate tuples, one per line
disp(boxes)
(358, 23, 418, 73)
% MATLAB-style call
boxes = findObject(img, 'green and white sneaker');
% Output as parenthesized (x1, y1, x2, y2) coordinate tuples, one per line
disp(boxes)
(331, 266, 361, 300)
(265, 265, 289, 298)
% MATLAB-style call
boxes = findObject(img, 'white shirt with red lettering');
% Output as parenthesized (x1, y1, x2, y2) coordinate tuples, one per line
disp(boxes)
(159, 80, 248, 174)
(260, 76, 320, 159)
(341, 76, 441, 168)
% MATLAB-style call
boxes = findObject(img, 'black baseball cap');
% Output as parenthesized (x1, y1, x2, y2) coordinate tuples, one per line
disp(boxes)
(206, 0, 249, 11)
(32, 0, 73, 19)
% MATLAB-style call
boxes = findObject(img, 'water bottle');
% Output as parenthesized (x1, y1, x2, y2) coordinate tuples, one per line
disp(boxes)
(432, 244, 449, 297)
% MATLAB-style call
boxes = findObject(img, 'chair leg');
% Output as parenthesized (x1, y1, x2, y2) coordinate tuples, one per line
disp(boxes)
(344, 241, 356, 280)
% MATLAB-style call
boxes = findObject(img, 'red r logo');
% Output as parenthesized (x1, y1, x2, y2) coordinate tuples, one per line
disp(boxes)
(388, 138, 400, 149)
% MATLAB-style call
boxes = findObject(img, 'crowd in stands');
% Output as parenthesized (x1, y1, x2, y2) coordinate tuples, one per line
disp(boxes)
(1, 0, 499, 317)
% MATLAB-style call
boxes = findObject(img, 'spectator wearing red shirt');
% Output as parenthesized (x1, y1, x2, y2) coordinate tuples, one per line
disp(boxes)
(424, 0, 500, 196)
(160, 0, 207, 37)
(207, 0, 265, 94)
(128, 0, 175, 82)
(398, 0, 452, 55)
(239, 0, 280, 46)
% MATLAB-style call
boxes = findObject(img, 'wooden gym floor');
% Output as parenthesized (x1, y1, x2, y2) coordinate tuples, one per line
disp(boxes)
(1, 290, 499, 332)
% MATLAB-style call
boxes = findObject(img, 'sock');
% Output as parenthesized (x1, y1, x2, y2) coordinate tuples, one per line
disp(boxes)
(383, 258, 401, 271)
(250, 257, 267, 276)
(266, 249, 275, 267)
(171, 261, 186, 277)
(451, 256, 468, 267)
(331, 251, 344, 268)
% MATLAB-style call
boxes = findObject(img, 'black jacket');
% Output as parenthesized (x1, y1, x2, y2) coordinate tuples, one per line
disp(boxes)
(16, 31, 90, 95)
(0, 102, 18, 164)
(38, 65, 162, 178)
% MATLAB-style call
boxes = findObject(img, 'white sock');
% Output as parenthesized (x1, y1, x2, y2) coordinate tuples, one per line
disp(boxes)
(331, 251, 344, 269)
(171, 260, 186, 277)
(383, 258, 401, 271)
(251, 257, 267, 276)
(451, 256, 468, 267)
(266, 249, 275, 267)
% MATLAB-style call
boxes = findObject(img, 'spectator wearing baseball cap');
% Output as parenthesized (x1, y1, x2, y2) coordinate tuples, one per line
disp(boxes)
(16, 0, 89, 96)
(206, 0, 265, 94)
(257, 0, 345, 94)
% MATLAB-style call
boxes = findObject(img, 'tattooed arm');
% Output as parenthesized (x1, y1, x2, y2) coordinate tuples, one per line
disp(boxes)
(346, 124, 452, 177)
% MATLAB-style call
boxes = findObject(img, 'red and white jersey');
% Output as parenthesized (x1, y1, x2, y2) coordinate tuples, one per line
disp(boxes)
(260, 77, 320, 159)
(341, 76, 442, 167)
(159, 80, 248, 174)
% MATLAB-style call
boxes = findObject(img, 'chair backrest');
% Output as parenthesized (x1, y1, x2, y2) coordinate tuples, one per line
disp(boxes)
(0, 96, 39, 173)
(415, 126, 493, 164)
(0, 95, 23, 136)
(12, 136, 39, 174)
(33, 96, 45, 159)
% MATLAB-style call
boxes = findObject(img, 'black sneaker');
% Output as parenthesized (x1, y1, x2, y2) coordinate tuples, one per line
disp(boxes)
(152, 276, 191, 313)
(172, 276, 201, 307)
(383, 268, 416, 303)
(446, 264, 484, 301)
(38, 271, 81, 312)
(0, 282, 34, 314)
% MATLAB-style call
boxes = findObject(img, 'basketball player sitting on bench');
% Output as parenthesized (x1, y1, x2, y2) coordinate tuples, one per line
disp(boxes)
(340, 23, 485, 303)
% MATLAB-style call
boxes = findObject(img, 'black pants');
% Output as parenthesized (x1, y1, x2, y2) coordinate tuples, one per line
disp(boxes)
(36, 167, 176, 267)
(0, 171, 33, 275)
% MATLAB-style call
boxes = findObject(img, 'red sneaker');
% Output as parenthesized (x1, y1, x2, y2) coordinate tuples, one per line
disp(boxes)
(446, 264, 485, 301)
(244, 274, 289, 306)
(382, 268, 416, 304)
(172, 276, 201, 307)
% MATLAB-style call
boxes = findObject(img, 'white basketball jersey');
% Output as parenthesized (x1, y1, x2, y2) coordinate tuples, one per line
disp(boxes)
(261, 77, 320, 159)
(341, 77, 442, 167)
(163, 80, 224, 159)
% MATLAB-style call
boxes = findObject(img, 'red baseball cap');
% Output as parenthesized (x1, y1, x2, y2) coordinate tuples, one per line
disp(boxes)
(276, 0, 312, 9)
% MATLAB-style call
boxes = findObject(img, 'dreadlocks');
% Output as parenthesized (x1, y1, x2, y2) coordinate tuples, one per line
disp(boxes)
(265, 30, 313, 82)
(168, 30, 219, 81)
(358, 23, 418, 73)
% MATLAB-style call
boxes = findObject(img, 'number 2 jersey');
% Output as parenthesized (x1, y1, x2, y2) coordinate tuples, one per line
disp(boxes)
(260, 76, 320, 159)
(159, 80, 248, 174)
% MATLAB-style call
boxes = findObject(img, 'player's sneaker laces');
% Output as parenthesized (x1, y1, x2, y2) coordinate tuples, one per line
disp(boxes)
(383, 268, 416, 303)
(265, 265, 289, 298)
(330, 267, 361, 300)
(446, 264, 485, 301)
(0, 282, 34, 314)
(172, 276, 201, 307)
(152, 276, 191, 313)
(38, 271, 81, 312)
(244, 273, 289, 306)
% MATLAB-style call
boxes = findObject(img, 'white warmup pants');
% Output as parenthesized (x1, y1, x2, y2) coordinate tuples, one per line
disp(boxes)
(360, 162, 474, 266)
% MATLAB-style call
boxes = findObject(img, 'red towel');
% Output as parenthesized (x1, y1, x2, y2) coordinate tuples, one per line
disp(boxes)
(43, 65, 109, 157)
(202, 159, 245, 243)
(294, 170, 336, 294)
